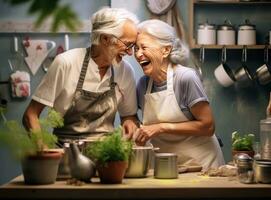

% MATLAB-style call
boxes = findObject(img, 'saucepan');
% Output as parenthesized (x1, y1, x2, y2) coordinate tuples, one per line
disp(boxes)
(234, 46, 254, 88)
(255, 45, 271, 85)
(125, 142, 159, 178)
(214, 46, 236, 87)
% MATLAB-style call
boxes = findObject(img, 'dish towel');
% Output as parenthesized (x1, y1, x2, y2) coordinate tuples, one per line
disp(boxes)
(10, 70, 31, 98)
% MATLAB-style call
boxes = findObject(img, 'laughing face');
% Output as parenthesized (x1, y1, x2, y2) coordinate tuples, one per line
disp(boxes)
(134, 32, 170, 79)
(110, 20, 138, 64)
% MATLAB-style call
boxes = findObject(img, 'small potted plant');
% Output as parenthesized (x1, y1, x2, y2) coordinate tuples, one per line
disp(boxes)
(232, 131, 255, 159)
(0, 108, 64, 185)
(85, 127, 132, 184)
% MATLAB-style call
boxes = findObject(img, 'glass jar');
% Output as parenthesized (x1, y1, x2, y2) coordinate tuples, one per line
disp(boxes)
(236, 154, 254, 184)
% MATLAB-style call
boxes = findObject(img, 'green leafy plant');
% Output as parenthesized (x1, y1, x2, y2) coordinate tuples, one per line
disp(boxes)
(4, 0, 81, 32)
(0, 108, 64, 159)
(85, 127, 133, 166)
(232, 131, 255, 151)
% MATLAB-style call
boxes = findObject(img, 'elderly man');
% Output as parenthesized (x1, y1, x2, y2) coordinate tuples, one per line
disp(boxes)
(23, 7, 139, 143)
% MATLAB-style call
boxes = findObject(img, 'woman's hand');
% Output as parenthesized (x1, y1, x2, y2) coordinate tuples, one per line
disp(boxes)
(134, 124, 161, 145)
(121, 115, 139, 140)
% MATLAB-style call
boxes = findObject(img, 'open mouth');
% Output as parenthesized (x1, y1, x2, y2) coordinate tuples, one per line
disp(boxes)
(140, 60, 151, 68)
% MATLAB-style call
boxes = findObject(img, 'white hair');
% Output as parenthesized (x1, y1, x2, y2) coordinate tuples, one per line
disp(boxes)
(91, 7, 139, 45)
(137, 19, 189, 65)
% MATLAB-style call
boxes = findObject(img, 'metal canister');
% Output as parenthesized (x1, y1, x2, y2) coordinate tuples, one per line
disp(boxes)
(217, 19, 236, 45)
(154, 153, 178, 179)
(236, 153, 254, 184)
(197, 20, 216, 45)
(260, 117, 271, 160)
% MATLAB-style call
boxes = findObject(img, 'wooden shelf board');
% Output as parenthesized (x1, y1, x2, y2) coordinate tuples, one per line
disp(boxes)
(191, 44, 270, 49)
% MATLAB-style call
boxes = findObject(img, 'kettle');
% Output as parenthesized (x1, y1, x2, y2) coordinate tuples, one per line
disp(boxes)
(66, 142, 96, 182)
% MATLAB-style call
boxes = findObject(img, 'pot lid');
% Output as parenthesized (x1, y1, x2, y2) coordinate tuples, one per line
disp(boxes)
(236, 153, 253, 162)
(198, 20, 215, 30)
(218, 19, 235, 30)
(239, 19, 255, 30)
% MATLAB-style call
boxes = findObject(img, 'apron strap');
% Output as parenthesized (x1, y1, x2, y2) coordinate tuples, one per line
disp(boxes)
(75, 47, 91, 92)
(146, 63, 174, 94)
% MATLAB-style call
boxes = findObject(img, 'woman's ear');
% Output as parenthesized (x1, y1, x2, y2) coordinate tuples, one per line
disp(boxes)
(100, 34, 111, 46)
(162, 45, 172, 58)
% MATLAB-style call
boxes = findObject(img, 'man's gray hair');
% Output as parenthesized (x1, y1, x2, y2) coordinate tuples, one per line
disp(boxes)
(91, 7, 139, 45)
(137, 19, 189, 65)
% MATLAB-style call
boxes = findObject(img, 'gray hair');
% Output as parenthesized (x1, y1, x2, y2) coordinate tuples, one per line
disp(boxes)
(91, 7, 139, 45)
(137, 19, 189, 65)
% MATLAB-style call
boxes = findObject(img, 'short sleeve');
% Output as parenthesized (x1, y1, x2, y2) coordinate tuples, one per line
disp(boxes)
(32, 54, 66, 107)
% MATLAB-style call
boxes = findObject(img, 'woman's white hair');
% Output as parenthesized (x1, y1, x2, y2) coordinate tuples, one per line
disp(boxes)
(137, 19, 189, 65)
(91, 7, 139, 45)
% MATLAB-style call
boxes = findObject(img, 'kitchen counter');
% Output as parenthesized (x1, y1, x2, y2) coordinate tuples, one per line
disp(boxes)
(1, 173, 271, 200)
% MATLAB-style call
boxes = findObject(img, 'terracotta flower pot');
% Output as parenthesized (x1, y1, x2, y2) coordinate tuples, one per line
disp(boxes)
(97, 161, 128, 184)
(22, 151, 62, 185)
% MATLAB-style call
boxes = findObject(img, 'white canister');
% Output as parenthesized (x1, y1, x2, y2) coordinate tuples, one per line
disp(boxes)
(197, 21, 216, 45)
(217, 20, 236, 45)
(237, 20, 256, 45)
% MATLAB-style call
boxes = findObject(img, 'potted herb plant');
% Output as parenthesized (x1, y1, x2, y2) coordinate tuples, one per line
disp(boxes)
(0, 108, 64, 185)
(232, 131, 255, 159)
(85, 127, 132, 184)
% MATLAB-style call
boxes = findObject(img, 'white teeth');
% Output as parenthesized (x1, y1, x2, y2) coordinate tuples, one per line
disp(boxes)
(140, 61, 149, 65)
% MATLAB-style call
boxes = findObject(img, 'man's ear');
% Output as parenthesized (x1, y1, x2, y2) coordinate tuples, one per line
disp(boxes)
(100, 34, 111, 46)
(162, 45, 172, 58)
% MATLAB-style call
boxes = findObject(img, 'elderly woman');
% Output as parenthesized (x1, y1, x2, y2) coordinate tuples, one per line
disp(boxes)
(23, 8, 139, 144)
(134, 19, 224, 169)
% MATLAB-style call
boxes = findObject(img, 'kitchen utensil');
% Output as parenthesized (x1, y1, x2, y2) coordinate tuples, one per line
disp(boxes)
(260, 116, 271, 160)
(154, 153, 178, 179)
(178, 165, 202, 173)
(217, 19, 236, 45)
(197, 20, 216, 45)
(23, 39, 56, 75)
(66, 142, 96, 182)
(125, 142, 159, 178)
(236, 153, 254, 184)
(234, 46, 254, 88)
(238, 19, 256, 45)
(214, 46, 236, 87)
(255, 45, 271, 85)
(254, 159, 271, 184)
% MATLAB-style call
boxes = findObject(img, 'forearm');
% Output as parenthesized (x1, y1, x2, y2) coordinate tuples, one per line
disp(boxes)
(159, 120, 215, 137)
(120, 115, 139, 126)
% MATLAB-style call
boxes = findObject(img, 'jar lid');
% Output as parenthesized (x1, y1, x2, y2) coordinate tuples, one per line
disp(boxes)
(198, 20, 215, 30)
(218, 19, 235, 31)
(155, 153, 177, 158)
(236, 153, 253, 162)
(239, 19, 255, 30)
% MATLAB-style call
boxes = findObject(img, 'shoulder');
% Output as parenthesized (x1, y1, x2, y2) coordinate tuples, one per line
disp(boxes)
(174, 65, 202, 85)
(114, 59, 135, 75)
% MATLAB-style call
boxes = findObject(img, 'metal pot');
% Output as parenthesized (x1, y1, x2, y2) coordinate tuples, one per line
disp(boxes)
(217, 19, 236, 45)
(234, 46, 254, 88)
(255, 46, 271, 85)
(197, 20, 216, 45)
(254, 159, 271, 184)
(214, 47, 236, 87)
(237, 19, 256, 45)
(125, 144, 159, 178)
(154, 153, 178, 179)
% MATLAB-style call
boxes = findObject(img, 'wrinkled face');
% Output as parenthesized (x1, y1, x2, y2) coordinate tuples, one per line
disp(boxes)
(110, 20, 138, 64)
(134, 32, 167, 77)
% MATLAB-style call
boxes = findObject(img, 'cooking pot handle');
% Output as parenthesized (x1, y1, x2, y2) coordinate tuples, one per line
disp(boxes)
(222, 46, 227, 64)
(242, 45, 247, 64)
(152, 147, 160, 151)
(264, 44, 269, 64)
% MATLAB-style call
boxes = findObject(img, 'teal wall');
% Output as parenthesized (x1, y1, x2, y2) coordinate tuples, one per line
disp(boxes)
(0, 0, 270, 184)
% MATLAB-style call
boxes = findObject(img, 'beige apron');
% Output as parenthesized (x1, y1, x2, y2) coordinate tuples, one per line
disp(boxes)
(54, 47, 117, 141)
(143, 64, 224, 170)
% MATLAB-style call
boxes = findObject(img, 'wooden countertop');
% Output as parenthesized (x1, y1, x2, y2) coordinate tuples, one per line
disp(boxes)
(1, 173, 271, 199)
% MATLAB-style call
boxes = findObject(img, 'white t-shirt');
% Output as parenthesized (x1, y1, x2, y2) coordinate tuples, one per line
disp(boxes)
(32, 48, 137, 117)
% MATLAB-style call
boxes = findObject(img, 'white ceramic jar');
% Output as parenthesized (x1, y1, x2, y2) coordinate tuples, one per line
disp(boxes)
(237, 19, 256, 45)
(197, 21, 216, 45)
(217, 20, 236, 45)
